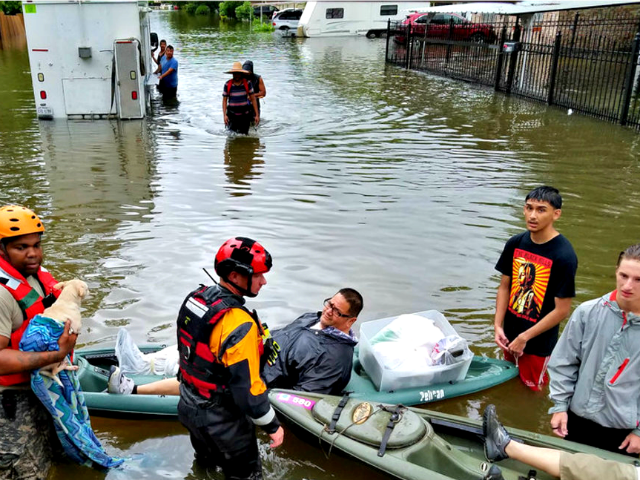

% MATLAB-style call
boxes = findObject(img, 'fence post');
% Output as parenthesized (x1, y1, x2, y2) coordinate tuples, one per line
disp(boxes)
(385, 19, 391, 63)
(505, 20, 521, 94)
(547, 31, 562, 105)
(446, 17, 454, 64)
(620, 32, 640, 125)
(494, 25, 507, 91)
(405, 23, 411, 69)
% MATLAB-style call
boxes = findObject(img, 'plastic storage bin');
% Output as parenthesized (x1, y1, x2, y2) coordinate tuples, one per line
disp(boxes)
(359, 310, 473, 392)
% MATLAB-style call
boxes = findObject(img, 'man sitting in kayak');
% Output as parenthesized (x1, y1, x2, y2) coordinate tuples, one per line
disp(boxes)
(107, 288, 362, 396)
(483, 404, 638, 480)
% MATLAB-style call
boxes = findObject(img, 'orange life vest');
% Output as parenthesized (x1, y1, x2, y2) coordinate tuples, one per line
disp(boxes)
(0, 256, 60, 385)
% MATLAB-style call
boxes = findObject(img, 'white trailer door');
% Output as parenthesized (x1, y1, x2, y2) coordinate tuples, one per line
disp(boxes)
(114, 39, 144, 119)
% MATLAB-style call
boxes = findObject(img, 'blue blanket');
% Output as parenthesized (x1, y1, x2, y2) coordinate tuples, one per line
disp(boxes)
(19, 314, 123, 468)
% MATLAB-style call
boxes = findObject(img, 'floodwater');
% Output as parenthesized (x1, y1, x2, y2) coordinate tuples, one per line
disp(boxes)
(2, 10, 640, 480)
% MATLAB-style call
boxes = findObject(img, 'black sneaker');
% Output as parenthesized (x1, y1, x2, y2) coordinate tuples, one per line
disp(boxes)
(483, 404, 511, 462)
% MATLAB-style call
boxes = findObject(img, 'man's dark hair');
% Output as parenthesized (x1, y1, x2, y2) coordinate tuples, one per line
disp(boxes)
(160, 39, 167, 44)
(617, 244, 640, 267)
(167, 45, 174, 51)
(525, 186, 562, 209)
(338, 288, 363, 317)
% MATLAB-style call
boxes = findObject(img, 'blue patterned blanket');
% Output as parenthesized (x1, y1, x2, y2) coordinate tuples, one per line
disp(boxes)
(19, 314, 123, 468)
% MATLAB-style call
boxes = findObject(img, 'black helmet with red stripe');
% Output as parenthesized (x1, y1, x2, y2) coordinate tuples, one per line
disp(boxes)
(215, 237, 272, 297)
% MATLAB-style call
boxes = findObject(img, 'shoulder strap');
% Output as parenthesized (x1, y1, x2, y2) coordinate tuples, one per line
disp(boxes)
(243, 78, 250, 95)
(226, 79, 233, 95)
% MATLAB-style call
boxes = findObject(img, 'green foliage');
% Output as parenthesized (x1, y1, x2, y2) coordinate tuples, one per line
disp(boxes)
(195, 4, 211, 15)
(219, 1, 241, 19)
(253, 21, 275, 33)
(184, 2, 198, 14)
(235, 1, 254, 21)
(0, 1, 23, 15)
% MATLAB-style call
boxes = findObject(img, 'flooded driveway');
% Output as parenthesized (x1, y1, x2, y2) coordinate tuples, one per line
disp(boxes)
(2, 10, 640, 480)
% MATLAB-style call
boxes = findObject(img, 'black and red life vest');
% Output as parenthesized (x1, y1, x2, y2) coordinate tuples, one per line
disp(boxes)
(0, 256, 60, 385)
(176, 284, 264, 398)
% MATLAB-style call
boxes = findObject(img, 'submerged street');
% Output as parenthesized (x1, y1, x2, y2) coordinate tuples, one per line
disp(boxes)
(2, 9, 640, 479)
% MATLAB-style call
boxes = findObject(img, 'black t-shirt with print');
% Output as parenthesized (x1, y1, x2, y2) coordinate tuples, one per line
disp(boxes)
(495, 231, 578, 356)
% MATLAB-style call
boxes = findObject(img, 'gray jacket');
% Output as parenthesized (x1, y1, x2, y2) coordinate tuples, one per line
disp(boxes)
(548, 291, 640, 435)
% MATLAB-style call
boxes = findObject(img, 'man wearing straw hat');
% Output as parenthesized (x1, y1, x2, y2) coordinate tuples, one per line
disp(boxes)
(223, 61, 260, 134)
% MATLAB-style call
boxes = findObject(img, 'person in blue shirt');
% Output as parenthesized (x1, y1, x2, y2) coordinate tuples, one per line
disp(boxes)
(156, 45, 178, 102)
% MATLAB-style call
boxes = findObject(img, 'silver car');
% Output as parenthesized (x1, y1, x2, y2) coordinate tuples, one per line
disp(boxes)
(272, 9, 303, 33)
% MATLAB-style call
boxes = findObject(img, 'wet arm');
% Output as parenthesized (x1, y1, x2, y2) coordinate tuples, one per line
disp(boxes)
(0, 328, 74, 375)
(158, 67, 174, 81)
(250, 94, 259, 121)
(256, 78, 266, 99)
(494, 275, 510, 349)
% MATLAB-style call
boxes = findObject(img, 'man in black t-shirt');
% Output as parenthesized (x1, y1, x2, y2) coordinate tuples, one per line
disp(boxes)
(494, 186, 578, 390)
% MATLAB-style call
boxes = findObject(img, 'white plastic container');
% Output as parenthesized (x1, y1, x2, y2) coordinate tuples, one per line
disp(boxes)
(359, 310, 473, 392)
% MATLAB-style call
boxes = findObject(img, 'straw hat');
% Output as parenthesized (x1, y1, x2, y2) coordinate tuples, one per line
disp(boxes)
(226, 61, 249, 74)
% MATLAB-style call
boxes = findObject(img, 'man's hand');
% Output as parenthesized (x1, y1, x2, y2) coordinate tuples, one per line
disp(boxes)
(224, 114, 229, 126)
(269, 426, 284, 448)
(57, 321, 78, 360)
(254, 114, 260, 126)
(494, 325, 509, 350)
(550, 412, 568, 438)
(619, 432, 640, 454)
(508, 334, 527, 357)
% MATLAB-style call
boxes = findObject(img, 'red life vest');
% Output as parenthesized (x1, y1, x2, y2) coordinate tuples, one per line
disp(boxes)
(0, 256, 60, 385)
(176, 284, 264, 399)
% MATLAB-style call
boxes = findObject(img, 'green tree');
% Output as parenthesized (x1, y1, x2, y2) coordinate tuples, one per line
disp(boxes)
(184, 2, 198, 14)
(195, 4, 211, 15)
(219, 1, 241, 19)
(0, 1, 23, 15)
(235, 1, 254, 21)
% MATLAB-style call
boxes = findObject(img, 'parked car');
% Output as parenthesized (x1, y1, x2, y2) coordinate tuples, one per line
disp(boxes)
(272, 8, 303, 32)
(253, 5, 278, 18)
(395, 12, 496, 44)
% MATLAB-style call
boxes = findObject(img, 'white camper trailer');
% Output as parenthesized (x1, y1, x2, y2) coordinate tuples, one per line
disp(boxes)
(22, 0, 155, 120)
(297, 2, 430, 38)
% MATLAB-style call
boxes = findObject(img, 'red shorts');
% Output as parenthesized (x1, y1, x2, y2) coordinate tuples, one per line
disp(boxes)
(503, 350, 550, 391)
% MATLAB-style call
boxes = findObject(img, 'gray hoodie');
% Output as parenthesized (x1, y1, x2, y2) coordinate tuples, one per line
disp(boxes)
(548, 291, 640, 436)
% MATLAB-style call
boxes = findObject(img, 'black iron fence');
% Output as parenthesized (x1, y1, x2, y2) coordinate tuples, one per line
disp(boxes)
(386, 11, 640, 128)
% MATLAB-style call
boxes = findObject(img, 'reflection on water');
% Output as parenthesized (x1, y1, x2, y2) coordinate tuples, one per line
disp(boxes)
(3, 9, 640, 480)
(224, 136, 264, 197)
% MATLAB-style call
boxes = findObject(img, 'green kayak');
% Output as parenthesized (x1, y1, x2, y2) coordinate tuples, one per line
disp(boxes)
(347, 355, 518, 405)
(75, 346, 517, 417)
(269, 389, 636, 480)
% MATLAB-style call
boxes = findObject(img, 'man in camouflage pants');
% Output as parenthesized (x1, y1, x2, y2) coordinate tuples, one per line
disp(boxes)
(0, 206, 77, 479)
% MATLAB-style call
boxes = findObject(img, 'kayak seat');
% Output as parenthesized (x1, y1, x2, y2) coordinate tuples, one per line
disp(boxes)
(312, 397, 429, 449)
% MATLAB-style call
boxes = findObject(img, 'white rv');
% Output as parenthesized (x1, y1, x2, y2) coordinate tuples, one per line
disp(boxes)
(297, 2, 431, 38)
(22, 0, 156, 120)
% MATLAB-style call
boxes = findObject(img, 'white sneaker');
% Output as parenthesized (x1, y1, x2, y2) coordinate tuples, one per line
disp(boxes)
(108, 366, 135, 395)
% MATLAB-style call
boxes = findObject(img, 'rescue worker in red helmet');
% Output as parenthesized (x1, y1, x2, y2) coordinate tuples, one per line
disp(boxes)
(175, 237, 283, 479)
(0, 205, 77, 479)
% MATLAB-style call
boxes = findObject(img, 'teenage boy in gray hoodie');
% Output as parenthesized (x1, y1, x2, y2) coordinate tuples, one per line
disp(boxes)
(548, 244, 640, 456)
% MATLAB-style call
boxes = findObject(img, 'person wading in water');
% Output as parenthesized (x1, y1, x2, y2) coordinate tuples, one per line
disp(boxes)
(222, 62, 260, 135)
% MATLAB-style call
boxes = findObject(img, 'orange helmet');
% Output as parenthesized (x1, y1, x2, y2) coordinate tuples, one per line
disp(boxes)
(0, 205, 45, 240)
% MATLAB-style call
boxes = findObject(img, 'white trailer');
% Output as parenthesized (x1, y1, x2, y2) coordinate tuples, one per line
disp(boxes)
(297, 1, 431, 38)
(22, 0, 155, 120)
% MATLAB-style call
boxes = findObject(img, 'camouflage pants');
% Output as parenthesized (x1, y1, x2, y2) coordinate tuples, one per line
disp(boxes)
(0, 388, 58, 480)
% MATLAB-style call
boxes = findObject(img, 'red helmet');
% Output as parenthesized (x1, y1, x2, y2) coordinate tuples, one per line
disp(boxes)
(214, 237, 272, 281)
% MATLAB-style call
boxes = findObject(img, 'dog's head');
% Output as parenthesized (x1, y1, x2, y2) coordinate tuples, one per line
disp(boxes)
(53, 279, 89, 300)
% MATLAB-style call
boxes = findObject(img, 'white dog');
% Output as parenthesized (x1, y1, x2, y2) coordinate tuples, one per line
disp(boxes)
(39, 279, 89, 385)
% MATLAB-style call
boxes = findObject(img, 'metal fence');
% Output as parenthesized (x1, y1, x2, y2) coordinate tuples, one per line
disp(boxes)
(386, 10, 640, 128)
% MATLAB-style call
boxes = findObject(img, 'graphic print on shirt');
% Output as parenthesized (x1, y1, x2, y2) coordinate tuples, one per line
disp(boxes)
(509, 248, 552, 322)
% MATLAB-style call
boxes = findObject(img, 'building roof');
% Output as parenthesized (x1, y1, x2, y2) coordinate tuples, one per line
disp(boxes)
(425, 0, 640, 15)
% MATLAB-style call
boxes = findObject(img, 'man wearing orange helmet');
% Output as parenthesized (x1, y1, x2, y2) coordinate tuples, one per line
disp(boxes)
(0, 205, 77, 479)
(174, 237, 283, 479)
